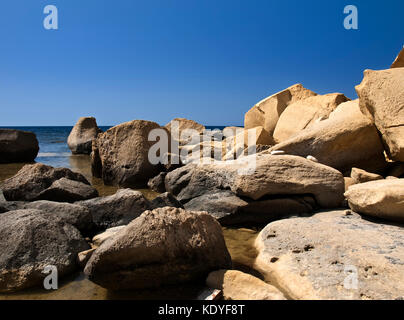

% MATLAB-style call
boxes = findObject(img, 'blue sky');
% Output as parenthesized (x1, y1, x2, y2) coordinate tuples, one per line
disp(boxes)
(0, 0, 403, 126)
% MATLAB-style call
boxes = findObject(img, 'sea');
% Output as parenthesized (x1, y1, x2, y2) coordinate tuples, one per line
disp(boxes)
(0, 126, 227, 169)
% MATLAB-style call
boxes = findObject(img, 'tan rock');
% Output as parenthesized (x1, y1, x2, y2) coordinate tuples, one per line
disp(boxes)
(391, 47, 404, 68)
(254, 210, 404, 300)
(222, 127, 244, 139)
(350, 168, 383, 184)
(92, 226, 126, 248)
(267, 100, 387, 174)
(345, 179, 404, 222)
(165, 118, 205, 145)
(84, 207, 232, 290)
(77, 248, 96, 268)
(91, 120, 168, 188)
(356, 68, 404, 161)
(244, 84, 317, 135)
(67, 117, 102, 154)
(344, 177, 356, 191)
(206, 269, 286, 300)
(273, 93, 350, 142)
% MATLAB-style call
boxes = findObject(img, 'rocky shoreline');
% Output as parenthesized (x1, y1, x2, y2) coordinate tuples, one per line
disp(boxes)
(0, 48, 403, 300)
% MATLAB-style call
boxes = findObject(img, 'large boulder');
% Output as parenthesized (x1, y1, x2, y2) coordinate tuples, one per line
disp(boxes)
(345, 179, 404, 222)
(356, 68, 404, 161)
(184, 190, 315, 226)
(273, 93, 350, 143)
(0, 129, 39, 163)
(0, 209, 90, 292)
(166, 154, 345, 208)
(77, 189, 152, 231)
(67, 117, 102, 154)
(350, 168, 383, 184)
(268, 100, 387, 174)
(0, 200, 94, 236)
(35, 177, 98, 203)
(244, 84, 317, 136)
(165, 118, 205, 146)
(0, 163, 91, 201)
(391, 47, 404, 68)
(84, 207, 232, 290)
(91, 120, 168, 188)
(254, 210, 404, 300)
(206, 269, 286, 300)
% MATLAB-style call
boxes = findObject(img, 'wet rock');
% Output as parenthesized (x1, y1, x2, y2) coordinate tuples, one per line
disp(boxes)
(0, 129, 39, 163)
(147, 172, 167, 193)
(150, 192, 184, 209)
(77, 189, 152, 231)
(0, 163, 91, 201)
(0, 209, 89, 292)
(84, 207, 232, 290)
(35, 178, 98, 203)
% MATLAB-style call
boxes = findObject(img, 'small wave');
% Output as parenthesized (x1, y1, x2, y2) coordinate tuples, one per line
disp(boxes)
(37, 153, 71, 157)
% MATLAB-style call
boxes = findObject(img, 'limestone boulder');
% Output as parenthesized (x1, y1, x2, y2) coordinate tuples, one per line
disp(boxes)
(166, 154, 345, 208)
(254, 210, 404, 300)
(0, 209, 89, 292)
(67, 117, 102, 154)
(244, 84, 317, 136)
(0, 163, 91, 201)
(268, 100, 387, 174)
(91, 120, 168, 188)
(0, 129, 39, 163)
(273, 93, 350, 142)
(84, 207, 232, 290)
(165, 118, 205, 146)
(345, 179, 404, 222)
(350, 168, 383, 184)
(356, 68, 404, 161)
(206, 270, 286, 300)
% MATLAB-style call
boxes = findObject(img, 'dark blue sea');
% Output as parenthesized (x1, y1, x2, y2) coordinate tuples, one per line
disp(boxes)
(1, 126, 226, 169)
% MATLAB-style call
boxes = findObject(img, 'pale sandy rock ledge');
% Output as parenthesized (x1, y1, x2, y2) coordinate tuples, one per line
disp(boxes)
(253, 210, 404, 300)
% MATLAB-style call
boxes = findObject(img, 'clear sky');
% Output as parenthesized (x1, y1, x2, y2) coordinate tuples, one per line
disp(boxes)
(0, 0, 403, 126)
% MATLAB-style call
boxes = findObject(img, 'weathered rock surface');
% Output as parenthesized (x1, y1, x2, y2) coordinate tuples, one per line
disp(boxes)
(77, 189, 152, 230)
(150, 192, 184, 209)
(351, 168, 383, 184)
(345, 179, 404, 222)
(244, 84, 317, 136)
(391, 47, 404, 68)
(268, 100, 387, 174)
(147, 172, 167, 193)
(254, 210, 404, 300)
(166, 154, 345, 208)
(92, 226, 126, 248)
(206, 269, 286, 300)
(0, 209, 89, 292)
(0, 129, 39, 163)
(84, 207, 232, 290)
(184, 191, 315, 226)
(67, 117, 102, 154)
(356, 68, 404, 161)
(0, 163, 91, 201)
(91, 120, 168, 188)
(273, 93, 350, 142)
(0, 200, 94, 235)
(35, 177, 98, 203)
(165, 118, 205, 145)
